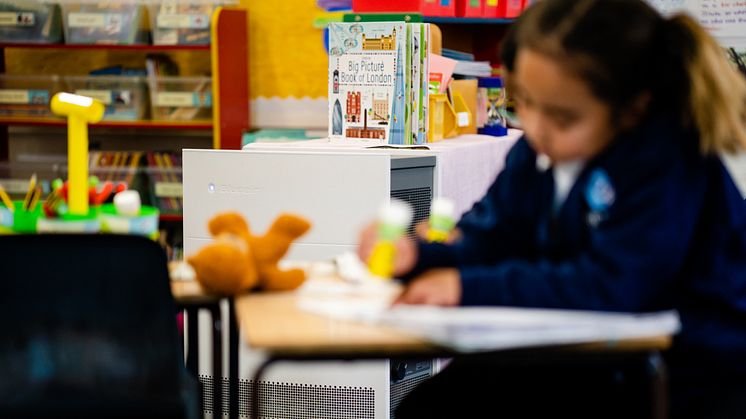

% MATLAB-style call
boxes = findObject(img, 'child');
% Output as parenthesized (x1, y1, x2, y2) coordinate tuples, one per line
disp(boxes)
(358, 0, 746, 417)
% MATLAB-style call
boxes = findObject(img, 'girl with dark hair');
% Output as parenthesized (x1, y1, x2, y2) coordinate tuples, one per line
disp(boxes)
(359, 1, 746, 417)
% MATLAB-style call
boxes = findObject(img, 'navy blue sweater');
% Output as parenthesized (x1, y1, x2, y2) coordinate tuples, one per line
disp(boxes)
(409, 115, 746, 361)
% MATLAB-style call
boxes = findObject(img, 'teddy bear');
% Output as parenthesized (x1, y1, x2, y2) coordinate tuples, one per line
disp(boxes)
(187, 211, 312, 295)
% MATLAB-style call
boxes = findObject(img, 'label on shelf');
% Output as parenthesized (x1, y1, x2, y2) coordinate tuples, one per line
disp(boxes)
(76, 90, 113, 105)
(69, 13, 123, 31)
(0, 12, 35, 26)
(157, 14, 210, 29)
(75, 90, 133, 106)
(0, 179, 31, 194)
(155, 92, 211, 107)
(0, 90, 49, 105)
(155, 182, 183, 198)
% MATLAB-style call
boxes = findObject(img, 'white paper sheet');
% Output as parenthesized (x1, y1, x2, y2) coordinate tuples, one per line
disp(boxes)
(300, 295, 681, 353)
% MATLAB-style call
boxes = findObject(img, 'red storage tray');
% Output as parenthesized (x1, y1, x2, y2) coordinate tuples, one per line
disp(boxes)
(484, 0, 523, 18)
(352, 0, 421, 12)
(421, 0, 456, 17)
(457, 0, 483, 17)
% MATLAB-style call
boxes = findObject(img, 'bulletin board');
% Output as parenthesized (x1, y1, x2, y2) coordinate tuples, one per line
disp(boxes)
(239, 0, 327, 99)
(239, 0, 330, 129)
(646, 0, 746, 47)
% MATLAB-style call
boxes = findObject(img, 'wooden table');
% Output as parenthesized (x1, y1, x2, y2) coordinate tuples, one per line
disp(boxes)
(235, 291, 438, 357)
(235, 290, 673, 419)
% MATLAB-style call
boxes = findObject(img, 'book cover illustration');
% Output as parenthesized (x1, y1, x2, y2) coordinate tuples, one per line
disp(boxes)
(328, 22, 406, 144)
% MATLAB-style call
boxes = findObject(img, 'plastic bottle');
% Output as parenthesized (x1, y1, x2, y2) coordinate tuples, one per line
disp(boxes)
(367, 199, 413, 279)
(426, 197, 456, 243)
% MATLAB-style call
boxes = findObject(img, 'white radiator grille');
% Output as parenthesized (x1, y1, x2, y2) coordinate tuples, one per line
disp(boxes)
(200, 375, 375, 419)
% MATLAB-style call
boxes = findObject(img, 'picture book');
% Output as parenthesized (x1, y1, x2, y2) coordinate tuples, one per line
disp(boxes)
(328, 22, 406, 145)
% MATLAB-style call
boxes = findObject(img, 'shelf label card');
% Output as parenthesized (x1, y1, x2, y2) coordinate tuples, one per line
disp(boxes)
(0, 89, 48, 105)
(0, 179, 30, 194)
(69, 13, 123, 30)
(155, 182, 183, 198)
(157, 14, 210, 29)
(76, 90, 113, 105)
(156, 92, 211, 107)
(0, 12, 35, 26)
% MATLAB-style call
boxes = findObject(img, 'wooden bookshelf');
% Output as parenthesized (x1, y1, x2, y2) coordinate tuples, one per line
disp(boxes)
(0, 43, 211, 51)
(0, 6, 249, 160)
(0, 117, 213, 131)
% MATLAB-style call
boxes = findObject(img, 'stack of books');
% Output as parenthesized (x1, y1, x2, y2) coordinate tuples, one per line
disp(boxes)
(328, 22, 431, 145)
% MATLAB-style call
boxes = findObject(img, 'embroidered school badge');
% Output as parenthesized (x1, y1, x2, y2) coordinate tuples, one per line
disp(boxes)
(585, 169, 616, 227)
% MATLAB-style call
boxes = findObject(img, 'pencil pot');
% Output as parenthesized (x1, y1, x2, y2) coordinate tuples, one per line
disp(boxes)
(11, 201, 41, 233)
(99, 203, 159, 239)
(37, 208, 101, 233)
(0, 203, 13, 231)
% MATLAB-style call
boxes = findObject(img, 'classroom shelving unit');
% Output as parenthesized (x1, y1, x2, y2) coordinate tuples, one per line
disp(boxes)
(0, 6, 249, 161)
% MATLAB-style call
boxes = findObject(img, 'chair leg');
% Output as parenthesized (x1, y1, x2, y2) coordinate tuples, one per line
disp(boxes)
(211, 304, 223, 419)
(229, 298, 240, 419)
(186, 307, 199, 377)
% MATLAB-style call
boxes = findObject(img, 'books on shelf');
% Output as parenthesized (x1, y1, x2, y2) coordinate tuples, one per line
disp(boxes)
(146, 151, 183, 215)
(90, 150, 143, 188)
(453, 60, 492, 78)
(328, 21, 431, 145)
(88, 150, 183, 215)
(441, 48, 475, 62)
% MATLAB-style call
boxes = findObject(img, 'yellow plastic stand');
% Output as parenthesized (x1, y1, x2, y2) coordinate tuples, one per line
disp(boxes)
(428, 92, 473, 142)
(51, 93, 104, 216)
(452, 91, 473, 135)
(451, 79, 478, 134)
(428, 93, 458, 142)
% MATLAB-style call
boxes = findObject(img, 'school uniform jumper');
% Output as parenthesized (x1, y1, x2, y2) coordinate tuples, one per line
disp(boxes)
(400, 113, 746, 418)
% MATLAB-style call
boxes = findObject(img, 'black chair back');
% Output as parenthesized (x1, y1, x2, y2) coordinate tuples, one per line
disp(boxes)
(0, 234, 196, 419)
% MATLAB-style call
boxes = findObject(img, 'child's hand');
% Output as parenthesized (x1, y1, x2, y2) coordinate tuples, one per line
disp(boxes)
(357, 222, 419, 277)
(393, 268, 462, 306)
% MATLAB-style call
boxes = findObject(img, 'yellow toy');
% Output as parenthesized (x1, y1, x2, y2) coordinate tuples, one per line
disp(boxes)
(51, 93, 104, 216)
(368, 200, 412, 279)
(426, 198, 456, 243)
(188, 212, 312, 295)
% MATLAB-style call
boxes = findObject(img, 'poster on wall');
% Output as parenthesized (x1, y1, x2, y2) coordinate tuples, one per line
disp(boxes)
(645, 0, 746, 45)
(698, 0, 746, 39)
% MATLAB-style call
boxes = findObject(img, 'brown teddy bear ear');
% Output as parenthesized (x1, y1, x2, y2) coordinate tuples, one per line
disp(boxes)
(209, 212, 251, 237)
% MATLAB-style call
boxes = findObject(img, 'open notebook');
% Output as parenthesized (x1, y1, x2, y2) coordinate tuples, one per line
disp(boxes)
(298, 276, 680, 353)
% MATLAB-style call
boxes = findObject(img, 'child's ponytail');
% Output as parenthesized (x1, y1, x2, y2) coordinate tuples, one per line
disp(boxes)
(503, 0, 746, 155)
(665, 14, 746, 154)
